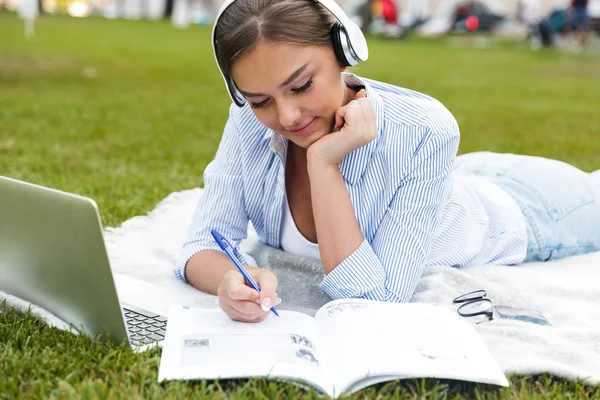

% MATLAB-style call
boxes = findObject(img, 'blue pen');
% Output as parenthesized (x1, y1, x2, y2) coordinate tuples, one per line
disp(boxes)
(211, 229, 279, 317)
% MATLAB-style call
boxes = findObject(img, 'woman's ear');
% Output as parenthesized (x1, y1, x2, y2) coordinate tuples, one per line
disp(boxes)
(339, 65, 347, 72)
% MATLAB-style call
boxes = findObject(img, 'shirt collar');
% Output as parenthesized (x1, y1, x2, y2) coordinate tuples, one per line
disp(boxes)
(262, 74, 383, 185)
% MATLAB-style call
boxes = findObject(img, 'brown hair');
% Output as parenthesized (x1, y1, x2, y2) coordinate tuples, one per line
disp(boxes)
(214, 0, 337, 78)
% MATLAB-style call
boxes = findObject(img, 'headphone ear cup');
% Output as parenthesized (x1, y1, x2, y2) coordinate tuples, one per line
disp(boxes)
(331, 22, 352, 67)
(228, 76, 246, 107)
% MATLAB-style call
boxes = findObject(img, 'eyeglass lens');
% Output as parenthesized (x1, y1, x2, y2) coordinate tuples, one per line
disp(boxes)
(458, 299, 493, 316)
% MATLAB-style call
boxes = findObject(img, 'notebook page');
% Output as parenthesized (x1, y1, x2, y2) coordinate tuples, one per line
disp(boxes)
(314, 299, 508, 395)
(158, 305, 334, 396)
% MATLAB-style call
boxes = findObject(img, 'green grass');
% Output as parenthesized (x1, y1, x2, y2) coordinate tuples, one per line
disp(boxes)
(1, 11, 600, 399)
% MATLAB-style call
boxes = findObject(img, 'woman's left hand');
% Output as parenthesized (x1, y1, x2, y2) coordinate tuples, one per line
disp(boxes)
(307, 89, 377, 169)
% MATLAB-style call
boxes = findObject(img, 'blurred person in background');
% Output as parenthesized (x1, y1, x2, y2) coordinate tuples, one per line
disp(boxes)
(567, 0, 590, 47)
(381, 0, 403, 37)
(516, 0, 541, 26)
(357, 0, 376, 31)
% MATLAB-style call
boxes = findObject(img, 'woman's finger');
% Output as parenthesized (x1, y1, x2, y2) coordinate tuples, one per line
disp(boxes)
(354, 88, 367, 100)
(335, 89, 367, 129)
(228, 298, 265, 317)
(222, 303, 269, 323)
(224, 271, 261, 304)
(359, 99, 376, 131)
(336, 100, 362, 130)
(335, 104, 349, 129)
(254, 270, 279, 311)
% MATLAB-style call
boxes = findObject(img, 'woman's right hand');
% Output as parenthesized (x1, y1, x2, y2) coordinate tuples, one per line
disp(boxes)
(217, 267, 281, 322)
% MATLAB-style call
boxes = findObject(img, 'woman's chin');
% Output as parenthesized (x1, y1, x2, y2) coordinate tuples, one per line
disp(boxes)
(296, 130, 328, 149)
(279, 119, 332, 148)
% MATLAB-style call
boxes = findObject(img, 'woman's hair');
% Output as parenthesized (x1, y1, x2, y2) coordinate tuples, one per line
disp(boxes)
(214, 0, 337, 78)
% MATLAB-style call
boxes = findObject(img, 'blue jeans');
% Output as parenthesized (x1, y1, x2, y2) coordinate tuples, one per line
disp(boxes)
(455, 152, 600, 262)
(570, 6, 589, 31)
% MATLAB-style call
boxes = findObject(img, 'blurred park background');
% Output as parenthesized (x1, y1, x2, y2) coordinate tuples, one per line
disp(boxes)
(1, 0, 599, 227)
(4, 0, 600, 48)
(1, 1, 600, 397)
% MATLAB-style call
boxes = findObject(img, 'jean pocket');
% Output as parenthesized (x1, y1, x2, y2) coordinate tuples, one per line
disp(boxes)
(501, 157, 594, 221)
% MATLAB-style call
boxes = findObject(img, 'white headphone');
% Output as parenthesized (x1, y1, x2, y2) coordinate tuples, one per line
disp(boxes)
(212, 0, 369, 107)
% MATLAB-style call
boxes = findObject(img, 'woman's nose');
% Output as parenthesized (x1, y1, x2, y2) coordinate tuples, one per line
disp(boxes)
(277, 100, 302, 129)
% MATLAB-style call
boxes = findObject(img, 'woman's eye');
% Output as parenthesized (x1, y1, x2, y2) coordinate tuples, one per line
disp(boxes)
(249, 79, 312, 108)
(292, 79, 312, 94)
(250, 99, 270, 109)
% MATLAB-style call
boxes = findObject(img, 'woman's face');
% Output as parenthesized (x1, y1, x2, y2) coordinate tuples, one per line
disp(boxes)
(230, 41, 351, 149)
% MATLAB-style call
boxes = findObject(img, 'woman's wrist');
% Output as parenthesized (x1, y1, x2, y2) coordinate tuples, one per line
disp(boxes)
(306, 148, 340, 177)
(307, 159, 340, 181)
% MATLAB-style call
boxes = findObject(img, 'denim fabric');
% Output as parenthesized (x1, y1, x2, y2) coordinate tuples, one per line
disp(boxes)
(455, 152, 600, 262)
(570, 6, 589, 30)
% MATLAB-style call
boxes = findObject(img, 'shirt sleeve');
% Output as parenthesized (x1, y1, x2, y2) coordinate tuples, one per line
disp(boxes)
(174, 105, 257, 283)
(320, 125, 459, 302)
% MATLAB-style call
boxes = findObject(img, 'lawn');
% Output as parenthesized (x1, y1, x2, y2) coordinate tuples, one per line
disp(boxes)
(1, 11, 600, 399)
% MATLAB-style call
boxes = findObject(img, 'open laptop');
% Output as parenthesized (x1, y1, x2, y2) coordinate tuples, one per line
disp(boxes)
(0, 175, 208, 349)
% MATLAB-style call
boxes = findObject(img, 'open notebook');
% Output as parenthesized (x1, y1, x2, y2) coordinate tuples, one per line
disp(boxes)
(158, 299, 508, 398)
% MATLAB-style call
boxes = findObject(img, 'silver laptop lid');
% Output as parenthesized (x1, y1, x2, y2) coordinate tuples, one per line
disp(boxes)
(0, 176, 129, 345)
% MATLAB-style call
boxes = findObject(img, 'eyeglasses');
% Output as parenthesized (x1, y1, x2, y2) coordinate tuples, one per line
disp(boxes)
(453, 289, 552, 326)
(453, 289, 494, 321)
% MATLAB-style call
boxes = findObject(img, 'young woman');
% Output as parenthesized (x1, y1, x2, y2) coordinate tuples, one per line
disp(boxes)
(175, 0, 600, 322)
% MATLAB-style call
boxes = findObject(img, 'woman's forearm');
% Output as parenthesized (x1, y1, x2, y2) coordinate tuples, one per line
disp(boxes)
(185, 250, 257, 294)
(308, 162, 365, 274)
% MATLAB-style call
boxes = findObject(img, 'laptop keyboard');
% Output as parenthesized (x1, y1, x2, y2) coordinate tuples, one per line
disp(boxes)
(122, 304, 168, 346)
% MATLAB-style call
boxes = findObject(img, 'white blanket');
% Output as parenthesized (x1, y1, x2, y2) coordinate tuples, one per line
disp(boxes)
(3, 188, 600, 384)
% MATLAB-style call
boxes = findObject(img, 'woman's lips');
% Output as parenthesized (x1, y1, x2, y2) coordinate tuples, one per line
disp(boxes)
(288, 118, 316, 137)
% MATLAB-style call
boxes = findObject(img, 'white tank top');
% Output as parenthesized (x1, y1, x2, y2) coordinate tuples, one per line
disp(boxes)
(280, 195, 321, 260)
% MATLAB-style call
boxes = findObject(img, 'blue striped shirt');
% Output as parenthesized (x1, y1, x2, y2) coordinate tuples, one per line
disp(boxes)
(175, 74, 527, 302)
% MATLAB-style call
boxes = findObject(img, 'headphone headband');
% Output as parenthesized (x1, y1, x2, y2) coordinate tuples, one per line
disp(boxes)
(212, 0, 368, 107)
